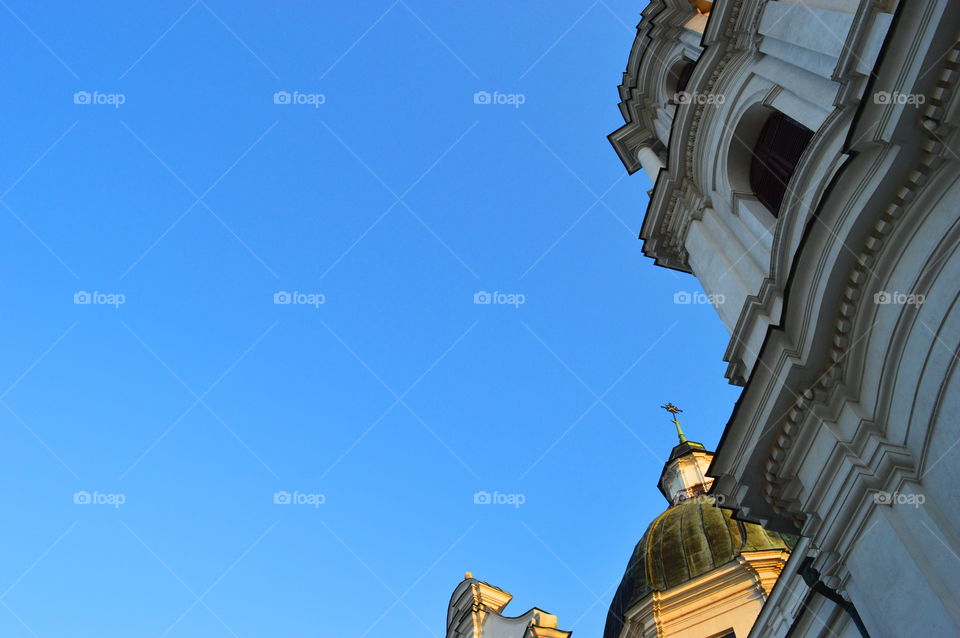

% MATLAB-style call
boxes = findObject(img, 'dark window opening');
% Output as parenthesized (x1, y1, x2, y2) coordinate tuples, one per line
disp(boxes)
(675, 61, 696, 94)
(749, 112, 813, 216)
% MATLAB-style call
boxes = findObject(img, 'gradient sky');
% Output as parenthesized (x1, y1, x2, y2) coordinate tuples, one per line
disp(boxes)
(0, 2, 741, 637)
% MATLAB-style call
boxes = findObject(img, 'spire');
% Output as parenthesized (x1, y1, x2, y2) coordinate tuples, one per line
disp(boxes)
(660, 402, 687, 443)
(657, 402, 715, 504)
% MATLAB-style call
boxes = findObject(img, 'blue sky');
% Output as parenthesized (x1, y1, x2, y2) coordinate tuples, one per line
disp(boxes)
(0, 2, 740, 636)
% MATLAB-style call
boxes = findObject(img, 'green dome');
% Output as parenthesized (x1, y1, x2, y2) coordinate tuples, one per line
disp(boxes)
(604, 499, 795, 638)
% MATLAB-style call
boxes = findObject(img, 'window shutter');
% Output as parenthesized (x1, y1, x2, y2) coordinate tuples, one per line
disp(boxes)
(749, 112, 813, 216)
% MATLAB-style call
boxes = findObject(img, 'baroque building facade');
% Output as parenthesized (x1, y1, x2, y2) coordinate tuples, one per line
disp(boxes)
(608, 0, 960, 636)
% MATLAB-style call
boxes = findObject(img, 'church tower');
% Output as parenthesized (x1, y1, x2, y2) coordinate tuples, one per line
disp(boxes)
(604, 408, 794, 638)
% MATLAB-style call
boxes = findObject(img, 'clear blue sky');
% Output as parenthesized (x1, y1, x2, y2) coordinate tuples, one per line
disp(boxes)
(0, 2, 740, 636)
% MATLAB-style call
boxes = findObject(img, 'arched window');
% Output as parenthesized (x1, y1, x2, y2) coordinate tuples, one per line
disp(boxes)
(666, 58, 696, 103)
(749, 112, 813, 216)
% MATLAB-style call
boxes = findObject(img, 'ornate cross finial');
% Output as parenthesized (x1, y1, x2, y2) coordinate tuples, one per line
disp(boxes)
(660, 403, 687, 443)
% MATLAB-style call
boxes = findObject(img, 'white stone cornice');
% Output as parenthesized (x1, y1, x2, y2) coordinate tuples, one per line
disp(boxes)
(609, 0, 706, 176)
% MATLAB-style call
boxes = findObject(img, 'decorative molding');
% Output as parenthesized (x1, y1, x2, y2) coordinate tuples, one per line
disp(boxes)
(761, 40, 960, 526)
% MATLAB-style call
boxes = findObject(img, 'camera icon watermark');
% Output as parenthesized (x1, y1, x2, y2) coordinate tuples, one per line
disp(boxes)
(473, 90, 525, 109)
(73, 91, 125, 108)
(74, 490, 126, 508)
(473, 490, 525, 508)
(74, 290, 126, 308)
(273, 90, 326, 108)
(673, 290, 724, 305)
(273, 490, 325, 508)
(273, 290, 325, 307)
(873, 290, 924, 307)
(473, 290, 526, 308)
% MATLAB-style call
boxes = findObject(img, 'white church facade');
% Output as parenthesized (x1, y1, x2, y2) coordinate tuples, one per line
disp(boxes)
(606, 0, 960, 636)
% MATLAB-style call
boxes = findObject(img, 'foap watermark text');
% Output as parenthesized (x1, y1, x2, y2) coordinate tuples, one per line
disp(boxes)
(74, 91, 125, 108)
(74, 490, 125, 508)
(274, 290, 325, 307)
(674, 91, 725, 105)
(473, 490, 525, 508)
(74, 291, 126, 308)
(674, 291, 724, 305)
(274, 490, 325, 508)
(873, 490, 925, 508)
(474, 291, 525, 308)
(473, 91, 525, 108)
(274, 91, 325, 108)
(874, 291, 924, 307)
(874, 91, 925, 106)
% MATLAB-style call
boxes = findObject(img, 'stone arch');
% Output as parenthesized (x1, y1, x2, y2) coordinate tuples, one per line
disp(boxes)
(665, 57, 696, 104)
(726, 102, 782, 231)
(727, 103, 813, 219)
